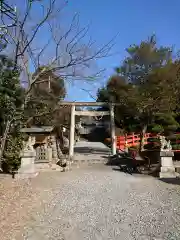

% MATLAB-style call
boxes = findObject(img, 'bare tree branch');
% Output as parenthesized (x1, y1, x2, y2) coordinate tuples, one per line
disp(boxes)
(1, 0, 117, 123)
(2, 0, 116, 85)
(36, 38, 52, 67)
(17, 0, 56, 58)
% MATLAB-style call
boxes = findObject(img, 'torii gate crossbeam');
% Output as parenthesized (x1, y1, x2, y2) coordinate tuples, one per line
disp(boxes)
(59, 102, 119, 161)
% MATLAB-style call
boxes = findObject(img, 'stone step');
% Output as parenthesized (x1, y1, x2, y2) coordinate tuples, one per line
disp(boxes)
(73, 159, 108, 165)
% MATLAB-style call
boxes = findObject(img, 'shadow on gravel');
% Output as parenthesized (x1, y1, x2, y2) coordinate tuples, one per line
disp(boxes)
(160, 178, 180, 185)
(104, 155, 122, 166)
(104, 154, 161, 177)
(111, 167, 133, 175)
(104, 154, 142, 175)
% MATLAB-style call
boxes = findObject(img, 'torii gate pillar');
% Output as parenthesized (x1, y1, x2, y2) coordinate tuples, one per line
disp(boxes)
(67, 101, 117, 160)
(110, 104, 116, 155)
(69, 104, 75, 161)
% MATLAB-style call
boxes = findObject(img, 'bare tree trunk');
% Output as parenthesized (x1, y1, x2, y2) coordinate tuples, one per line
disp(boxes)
(139, 125, 147, 152)
(0, 120, 11, 170)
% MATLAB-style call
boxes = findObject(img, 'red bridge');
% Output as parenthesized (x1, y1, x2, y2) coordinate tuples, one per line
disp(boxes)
(115, 133, 180, 152)
(116, 133, 156, 150)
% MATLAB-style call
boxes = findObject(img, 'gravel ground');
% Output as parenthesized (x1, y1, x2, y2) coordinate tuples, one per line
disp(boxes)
(1, 165, 180, 240)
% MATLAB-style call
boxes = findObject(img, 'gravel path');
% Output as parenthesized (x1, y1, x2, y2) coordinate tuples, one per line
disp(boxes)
(1, 165, 180, 240)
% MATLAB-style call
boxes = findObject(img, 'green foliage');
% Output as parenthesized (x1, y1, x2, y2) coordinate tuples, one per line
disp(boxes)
(0, 54, 25, 170)
(3, 130, 24, 172)
(166, 134, 180, 152)
(150, 124, 164, 133)
(0, 55, 25, 134)
(175, 134, 180, 140)
(97, 87, 110, 103)
(155, 112, 179, 130)
(97, 35, 180, 141)
(128, 145, 139, 151)
(144, 138, 160, 150)
(172, 144, 180, 150)
(118, 35, 172, 84)
(25, 65, 66, 126)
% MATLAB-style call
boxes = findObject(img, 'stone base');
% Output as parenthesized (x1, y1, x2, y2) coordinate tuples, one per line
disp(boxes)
(16, 150, 38, 179)
(16, 165, 38, 179)
(159, 166, 176, 179)
(159, 172, 176, 178)
(159, 152, 176, 178)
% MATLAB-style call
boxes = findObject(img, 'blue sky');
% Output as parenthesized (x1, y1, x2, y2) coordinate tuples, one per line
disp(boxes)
(65, 0, 180, 102)
(9, 0, 180, 102)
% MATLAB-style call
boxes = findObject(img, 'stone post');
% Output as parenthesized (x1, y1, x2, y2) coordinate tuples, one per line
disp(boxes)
(17, 149, 38, 179)
(69, 104, 75, 161)
(47, 147, 52, 165)
(159, 151, 176, 178)
(50, 135, 58, 163)
(17, 136, 38, 179)
(110, 104, 116, 155)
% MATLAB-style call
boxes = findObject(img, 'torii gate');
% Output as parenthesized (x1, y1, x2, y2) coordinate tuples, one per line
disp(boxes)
(59, 102, 117, 161)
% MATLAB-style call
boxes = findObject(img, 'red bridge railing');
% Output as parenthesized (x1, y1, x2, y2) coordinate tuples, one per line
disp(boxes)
(116, 133, 155, 150)
(116, 133, 180, 152)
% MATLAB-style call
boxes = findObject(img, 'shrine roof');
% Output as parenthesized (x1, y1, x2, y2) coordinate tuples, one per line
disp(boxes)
(20, 126, 54, 133)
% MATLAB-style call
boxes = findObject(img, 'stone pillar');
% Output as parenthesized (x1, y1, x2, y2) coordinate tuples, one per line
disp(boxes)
(17, 149, 38, 179)
(159, 151, 176, 178)
(69, 104, 75, 161)
(110, 104, 116, 155)
(47, 147, 52, 164)
(50, 135, 58, 163)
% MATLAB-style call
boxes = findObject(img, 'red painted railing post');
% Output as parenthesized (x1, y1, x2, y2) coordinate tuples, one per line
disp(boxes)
(116, 132, 169, 150)
(132, 132, 134, 146)
(125, 133, 127, 150)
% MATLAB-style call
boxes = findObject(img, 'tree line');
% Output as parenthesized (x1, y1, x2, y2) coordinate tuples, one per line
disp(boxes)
(1, 1, 179, 170)
(97, 35, 180, 150)
(0, 0, 113, 171)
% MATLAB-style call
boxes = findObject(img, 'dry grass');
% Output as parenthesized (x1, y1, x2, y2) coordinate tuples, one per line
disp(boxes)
(0, 175, 40, 240)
